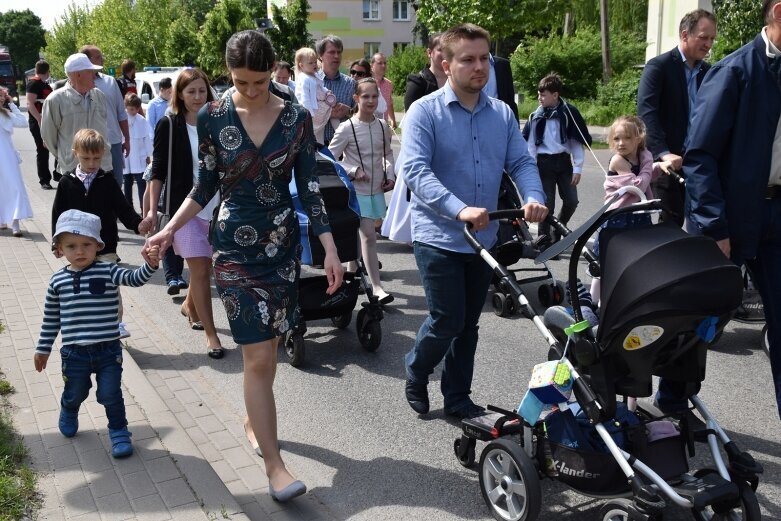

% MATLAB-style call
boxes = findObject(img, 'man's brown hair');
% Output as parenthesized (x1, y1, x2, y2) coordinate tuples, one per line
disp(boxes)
(440, 23, 491, 61)
(538, 73, 563, 94)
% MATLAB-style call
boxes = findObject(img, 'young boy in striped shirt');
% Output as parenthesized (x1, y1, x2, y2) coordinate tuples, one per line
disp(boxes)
(34, 209, 159, 458)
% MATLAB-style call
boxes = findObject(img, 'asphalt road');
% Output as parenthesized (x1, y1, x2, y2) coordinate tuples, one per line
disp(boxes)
(11, 107, 779, 521)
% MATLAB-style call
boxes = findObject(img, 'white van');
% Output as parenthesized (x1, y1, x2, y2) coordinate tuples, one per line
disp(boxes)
(135, 67, 186, 105)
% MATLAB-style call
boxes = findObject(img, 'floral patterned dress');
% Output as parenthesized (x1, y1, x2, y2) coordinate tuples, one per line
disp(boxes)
(189, 97, 330, 345)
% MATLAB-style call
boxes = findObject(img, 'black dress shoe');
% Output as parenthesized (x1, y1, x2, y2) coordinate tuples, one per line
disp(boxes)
(41, 183, 53, 190)
(405, 379, 429, 414)
(445, 402, 486, 420)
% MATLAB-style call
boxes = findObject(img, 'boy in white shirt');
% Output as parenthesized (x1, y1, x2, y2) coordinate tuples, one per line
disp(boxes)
(123, 93, 152, 212)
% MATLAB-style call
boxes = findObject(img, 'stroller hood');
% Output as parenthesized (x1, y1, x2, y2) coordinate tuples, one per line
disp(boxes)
(598, 223, 742, 344)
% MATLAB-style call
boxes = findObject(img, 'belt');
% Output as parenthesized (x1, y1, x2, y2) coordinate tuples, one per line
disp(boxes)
(767, 185, 781, 199)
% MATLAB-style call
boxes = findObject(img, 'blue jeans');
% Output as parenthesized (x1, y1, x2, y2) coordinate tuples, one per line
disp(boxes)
(111, 143, 124, 187)
(405, 242, 494, 411)
(60, 340, 127, 430)
(162, 247, 184, 283)
(123, 174, 146, 212)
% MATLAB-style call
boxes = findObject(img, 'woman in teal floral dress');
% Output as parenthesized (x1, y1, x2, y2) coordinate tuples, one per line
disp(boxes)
(147, 31, 343, 501)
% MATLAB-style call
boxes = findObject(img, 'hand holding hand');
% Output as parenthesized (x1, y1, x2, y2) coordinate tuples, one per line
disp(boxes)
(138, 217, 154, 235)
(34, 353, 49, 372)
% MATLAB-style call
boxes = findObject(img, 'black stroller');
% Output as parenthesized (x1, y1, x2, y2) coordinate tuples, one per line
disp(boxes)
(454, 200, 763, 521)
(283, 152, 385, 366)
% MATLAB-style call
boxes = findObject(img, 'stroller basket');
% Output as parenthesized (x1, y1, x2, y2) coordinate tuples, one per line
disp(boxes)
(298, 273, 359, 321)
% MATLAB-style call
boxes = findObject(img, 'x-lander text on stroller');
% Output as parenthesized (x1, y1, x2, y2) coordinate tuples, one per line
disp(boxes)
(453, 194, 764, 521)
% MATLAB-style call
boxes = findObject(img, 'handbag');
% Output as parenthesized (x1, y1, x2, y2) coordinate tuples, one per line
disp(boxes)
(156, 115, 174, 232)
(349, 117, 392, 192)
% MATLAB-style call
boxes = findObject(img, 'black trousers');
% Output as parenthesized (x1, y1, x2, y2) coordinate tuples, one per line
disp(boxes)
(28, 117, 52, 185)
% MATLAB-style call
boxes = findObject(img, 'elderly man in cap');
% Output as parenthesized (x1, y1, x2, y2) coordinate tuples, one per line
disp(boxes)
(41, 53, 113, 180)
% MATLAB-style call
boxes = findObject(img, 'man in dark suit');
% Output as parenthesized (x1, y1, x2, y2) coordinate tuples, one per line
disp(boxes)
(489, 55, 519, 122)
(637, 9, 717, 225)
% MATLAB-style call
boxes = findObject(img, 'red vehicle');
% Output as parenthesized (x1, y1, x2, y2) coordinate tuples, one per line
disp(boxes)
(0, 45, 21, 104)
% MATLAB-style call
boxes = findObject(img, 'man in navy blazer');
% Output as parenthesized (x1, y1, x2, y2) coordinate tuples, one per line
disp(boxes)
(637, 9, 717, 225)
(684, 0, 781, 420)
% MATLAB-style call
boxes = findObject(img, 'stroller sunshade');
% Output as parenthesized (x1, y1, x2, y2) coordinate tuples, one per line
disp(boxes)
(598, 224, 742, 343)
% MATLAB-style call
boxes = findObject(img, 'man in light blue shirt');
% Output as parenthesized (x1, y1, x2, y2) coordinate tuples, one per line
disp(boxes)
(80, 45, 130, 188)
(398, 23, 547, 420)
(146, 76, 172, 135)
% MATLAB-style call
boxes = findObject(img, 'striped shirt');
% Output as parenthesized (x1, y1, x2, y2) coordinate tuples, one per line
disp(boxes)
(36, 261, 156, 355)
(322, 72, 355, 145)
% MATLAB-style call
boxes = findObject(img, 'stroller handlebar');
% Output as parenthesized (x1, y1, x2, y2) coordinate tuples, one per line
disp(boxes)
(462, 209, 527, 253)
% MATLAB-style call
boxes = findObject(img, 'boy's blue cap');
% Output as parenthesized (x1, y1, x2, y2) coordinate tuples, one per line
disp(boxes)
(54, 210, 105, 250)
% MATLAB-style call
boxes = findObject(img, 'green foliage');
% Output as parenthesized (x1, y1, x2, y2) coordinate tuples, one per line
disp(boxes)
(711, 0, 763, 60)
(510, 27, 645, 99)
(595, 67, 641, 107)
(0, 370, 39, 521)
(44, 3, 90, 77)
(386, 45, 429, 97)
(198, 0, 265, 78)
(266, 0, 314, 64)
(162, 15, 201, 66)
(568, 0, 648, 35)
(0, 10, 47, 72)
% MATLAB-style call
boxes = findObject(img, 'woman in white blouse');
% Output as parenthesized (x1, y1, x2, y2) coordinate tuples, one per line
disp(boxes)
(0, 87, 33, 237)
(329, 78, 395, 304)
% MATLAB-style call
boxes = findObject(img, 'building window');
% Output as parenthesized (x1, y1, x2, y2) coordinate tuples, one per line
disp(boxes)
(363, 0, 381, 20)
(364, 42, 381, 58)
(392, 0, 410, 21)
(393, 42, 410, 53)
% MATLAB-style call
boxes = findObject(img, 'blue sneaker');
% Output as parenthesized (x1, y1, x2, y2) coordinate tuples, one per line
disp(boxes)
(176, 277, 189, 290)
(109, 428, 133, 458)
(59, 408, 78, 438)
(166, 279, 180, 295)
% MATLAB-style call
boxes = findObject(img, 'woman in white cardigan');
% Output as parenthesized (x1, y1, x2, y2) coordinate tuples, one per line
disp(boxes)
(0, 87, 33, 237)
(329, 78, 395, 304)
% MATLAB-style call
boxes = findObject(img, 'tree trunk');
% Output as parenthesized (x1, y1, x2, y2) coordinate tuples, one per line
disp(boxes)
(599, 0, 612, 82)
(563, 11, 572, 37)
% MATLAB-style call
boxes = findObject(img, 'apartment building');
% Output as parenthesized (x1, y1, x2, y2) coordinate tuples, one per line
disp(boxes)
(271, 0, 417, 66)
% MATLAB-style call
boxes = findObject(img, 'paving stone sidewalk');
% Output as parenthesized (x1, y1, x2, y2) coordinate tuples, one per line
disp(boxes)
(0, 135, 335, 520)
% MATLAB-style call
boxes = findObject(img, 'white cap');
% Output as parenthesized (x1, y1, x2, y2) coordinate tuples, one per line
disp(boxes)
(54, 210, 105, 250)
(64, 53, 103, 74)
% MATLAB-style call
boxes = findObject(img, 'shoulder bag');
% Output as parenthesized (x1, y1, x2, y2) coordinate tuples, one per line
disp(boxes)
(156, 115, 174, 232)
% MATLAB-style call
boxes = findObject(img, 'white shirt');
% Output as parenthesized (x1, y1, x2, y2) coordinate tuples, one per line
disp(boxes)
(124, 113, 153, 174)
(762, 27, 781, 186)
(187, 123, 218, 219)
(527, 116, 585, 174)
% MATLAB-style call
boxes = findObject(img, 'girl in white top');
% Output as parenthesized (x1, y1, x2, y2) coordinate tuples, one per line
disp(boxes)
(123, 94, 153, 212)
(294, 47, 339, 145)
(0, 87, 33, 237)
(329, 78, 395, 304)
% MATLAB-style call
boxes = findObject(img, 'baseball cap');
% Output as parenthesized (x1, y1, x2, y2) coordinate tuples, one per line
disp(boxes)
(64, 53, 103, 74)
(54, 210, 105, 250)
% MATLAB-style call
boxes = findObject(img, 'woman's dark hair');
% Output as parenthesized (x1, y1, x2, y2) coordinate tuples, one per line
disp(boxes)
(225, 30, 276, 72)
(170, 68, 214, 115)
(349, 59, 371, 78)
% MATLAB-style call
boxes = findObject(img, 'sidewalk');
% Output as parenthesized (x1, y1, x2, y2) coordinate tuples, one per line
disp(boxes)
(0, 141, 334, 519)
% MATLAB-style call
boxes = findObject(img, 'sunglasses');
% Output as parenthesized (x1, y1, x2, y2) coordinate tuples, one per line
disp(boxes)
(350, 70, 368, 77)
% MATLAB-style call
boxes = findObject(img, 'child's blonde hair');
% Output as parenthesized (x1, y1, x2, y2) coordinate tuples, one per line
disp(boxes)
(72, 128, 106, 155)
(607, 115, 647, 152)
(124, 92, 142, 108)
(294, 47, 317, 73)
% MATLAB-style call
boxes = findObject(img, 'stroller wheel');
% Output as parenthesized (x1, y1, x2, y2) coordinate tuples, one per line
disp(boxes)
(331, 312, 352, 329)
(493, 293, 508, 317)
(479, 438, 541, 521)
(599, 498, 633, 521)
(356, 308, 382, 352)
(454, 436, 476, 468)
(762, 324, 769, 357)
(283, 331, 306, 367)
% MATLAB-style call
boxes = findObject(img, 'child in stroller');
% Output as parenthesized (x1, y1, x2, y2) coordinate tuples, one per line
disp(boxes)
(454, 203, 763, 521)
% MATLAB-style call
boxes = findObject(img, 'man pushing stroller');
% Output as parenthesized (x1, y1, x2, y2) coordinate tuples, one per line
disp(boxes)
(397, 23, 547, 420)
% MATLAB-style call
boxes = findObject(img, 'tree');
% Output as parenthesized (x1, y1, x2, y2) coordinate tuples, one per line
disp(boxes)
(266, 0, 314, 63)
(711, 0, 763, 60)
(198, 0, 265, 78)
(43, 2, 91, 77)
(0, 9, 47, 71)
(163, 15, 201, 66)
